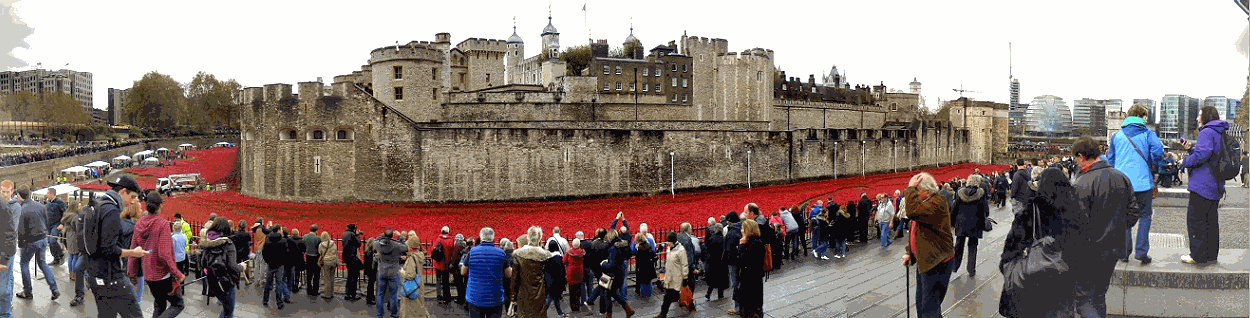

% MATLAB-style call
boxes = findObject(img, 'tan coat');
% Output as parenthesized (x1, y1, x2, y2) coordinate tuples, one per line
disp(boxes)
(401, 250, 431, 318)
(319, 240, 339, 297)
(509, 245, 552, 318)
(662, 243, 688, 290)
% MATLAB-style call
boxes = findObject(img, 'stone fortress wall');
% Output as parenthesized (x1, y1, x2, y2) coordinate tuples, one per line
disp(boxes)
(238, 28, 1000, 203)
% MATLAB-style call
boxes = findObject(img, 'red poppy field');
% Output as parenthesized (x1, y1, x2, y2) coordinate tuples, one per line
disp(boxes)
(77, 147, 238, 191)
(120, 146, 1006, 240)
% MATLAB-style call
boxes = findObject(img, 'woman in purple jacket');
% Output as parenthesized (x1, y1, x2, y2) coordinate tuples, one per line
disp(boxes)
(1179, 106, 1229, 265)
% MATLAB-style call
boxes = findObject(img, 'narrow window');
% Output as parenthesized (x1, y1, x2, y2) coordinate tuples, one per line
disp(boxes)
(757, 71, 762, 81)
(642, 84, 648, 92)
(394, 86, 403, 100)
(432, 88, 438, 100)
(683, 93, 688, 102)
(672, 77, 677, 87)
(393, 66, 402, 79)
(672, 93, 678, 101)
(682, 78, 687, 88)
(655, 67, 660, 77)
(656, 84, 661, 92)
(485, 73, 491, 82)
(616, 82, 622, 90)
(642, 68, 649, 76)
(630, 82, 635, 91)
(314, 156, 321, 174)
(682, 64, 687, 72)
(604, 82, 610, 91)
(337, 130, 349, 140)
(603, 66, 610, 75)
(615, 66, 622, 74)
(432, 68, 438, 80)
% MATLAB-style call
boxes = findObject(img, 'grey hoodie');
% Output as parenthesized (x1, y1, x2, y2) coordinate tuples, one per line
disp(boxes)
(374, 235, 406, 277)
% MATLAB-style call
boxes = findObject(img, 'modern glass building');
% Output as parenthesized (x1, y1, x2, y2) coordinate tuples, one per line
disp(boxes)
(1159, 94, 1200, 140)
(1072, 98, 1121, 134)
(1132, 98, 1157, 124)
(1203, 96, 1240, 121)
(1024, 95, 1072, 136)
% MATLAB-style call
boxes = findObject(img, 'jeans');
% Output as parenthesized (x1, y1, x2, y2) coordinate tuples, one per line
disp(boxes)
(376, 274, 401, 318)
(727, 264, 739, 311)
(467, 303, 503, 318)
(69, 253, 86, 299)
(133, 277, 144, 305)
(1186, 194, 1221, 263)
(951, 236, 979, 275)
(89, 276, 143, 318)
(915, 259, 952, 318)
(1126, 191, 1154, 259)
(345, 257, 361, 298)
(547, 293, 566, 315)
(810, 227, 821, 251)
(814, 238, 829, 258)
(0, 255, 13, 318)
(146, 277, 185, 318)
(263, 266, 288, 305)
(785, 230, 799, 258)
(213, 286, 236, 318)
(659, 288, 680, 316)
(615, 266, 628, 300)
(597, 285, 630, 314)
(835, 239, 848, 256)
(48, 228, 64, 262)
(879, 223, 892, 248)
(1073, 258, 1117, 317)
(638, 278, 652, 298)
(19, 239, 58, 295)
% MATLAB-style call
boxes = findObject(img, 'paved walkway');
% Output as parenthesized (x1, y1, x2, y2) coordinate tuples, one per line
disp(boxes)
(9, 181, 1247, 318)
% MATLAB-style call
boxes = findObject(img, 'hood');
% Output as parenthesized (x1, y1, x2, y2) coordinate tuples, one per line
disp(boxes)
(1036, 167, 1076, 207)
(200, 236, 232, 249)
(377, 237, 401, 255)
(513, 245, 551, 262)
(1120, 116, 1146, 128)
(267, 231, 283, 243)
(957, 186, 984, 202)
(1202, 119, 1229, 133)
(135, 214, 165, 239)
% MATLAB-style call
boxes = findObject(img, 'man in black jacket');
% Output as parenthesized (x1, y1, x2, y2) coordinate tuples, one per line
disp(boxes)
(857, 193, 872, 243)
(84, 176, 151, 318)
(1070, 136, 1139, 317)
(15, 186, 58, 300)
(44, 189, 66, 266)
(286, 229, 304, 294)
(262, 226, 289, 309)
(341, 224, 364, 301)
(1009, 159, 1032, 216)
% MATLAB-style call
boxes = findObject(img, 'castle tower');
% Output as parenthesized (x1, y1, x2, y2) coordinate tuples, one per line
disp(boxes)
(541, 13, 560, 60)
(910, 77, 924, 108)
(623, 24, 643, 59)
(506, 20, 524, 84)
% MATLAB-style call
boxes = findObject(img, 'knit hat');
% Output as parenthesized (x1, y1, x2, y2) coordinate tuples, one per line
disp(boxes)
(725, 211, 740, 223)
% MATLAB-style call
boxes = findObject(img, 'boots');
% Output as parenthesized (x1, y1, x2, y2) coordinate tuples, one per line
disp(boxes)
(624, 304, 636, 318)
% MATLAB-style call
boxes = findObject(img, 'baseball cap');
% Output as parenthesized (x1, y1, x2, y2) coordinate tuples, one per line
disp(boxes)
(107, 176, 142, 194)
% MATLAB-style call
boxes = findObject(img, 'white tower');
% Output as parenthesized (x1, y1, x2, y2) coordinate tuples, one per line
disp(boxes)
(541, 12, 560, 60)
(506, 18, 524, 84)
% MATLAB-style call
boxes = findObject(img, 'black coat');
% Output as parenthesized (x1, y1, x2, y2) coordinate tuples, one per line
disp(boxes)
(544, 255, 566, 298)
(999, 167, 1083, 317)
(1010, 169, 1033, 202)
(702, 233, 728, 289)
(951, 186, 990, 238)
(856, 197, 872, 224)
(722, 222, 743, 267)
(736, 237, 767, 315)
(634, 240, 657, 285)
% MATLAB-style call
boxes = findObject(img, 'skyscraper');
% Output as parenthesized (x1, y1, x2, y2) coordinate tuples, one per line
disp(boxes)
(1160, 94, 1200, 140)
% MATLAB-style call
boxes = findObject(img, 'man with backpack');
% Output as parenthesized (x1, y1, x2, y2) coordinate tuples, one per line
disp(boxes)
(86, 176, 152, 318)
(432, 226, 455, 304)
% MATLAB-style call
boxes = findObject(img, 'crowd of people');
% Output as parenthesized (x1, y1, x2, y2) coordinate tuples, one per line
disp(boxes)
(0, 139, 149, 167)
(0, 106, 1237, 318)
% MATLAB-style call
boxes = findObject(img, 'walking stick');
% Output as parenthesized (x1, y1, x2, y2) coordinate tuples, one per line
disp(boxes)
(905, 263, 911, 318)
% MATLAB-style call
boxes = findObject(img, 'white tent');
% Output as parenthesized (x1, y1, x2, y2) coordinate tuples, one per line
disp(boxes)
(156, 147, 169, 152)
(33, 184, 80, 197)
(61, 166, 91, 173)
(134, 150, 154, 157)
(143, 157, 159, 162)
(85, 161, 110, 168)
(179, 143, 193, 147)
(113, 155, 131, 161)
(214, 142, 234, 147)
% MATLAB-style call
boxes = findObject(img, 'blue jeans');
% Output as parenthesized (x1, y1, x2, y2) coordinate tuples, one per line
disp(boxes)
(1126, 191, 1154, 259)
(727, 264, 739, 311)
(547, 293, 566, 315)
(810, 227, 821, 251)
(468, 303, 503, 318)
(0, 256, 14, 318)
(1073, 258, 1118, 317)
(615, 266, 628, 300)
(376, 274, 400, 318)
(915, 260, 952, 318)
(638, 279, 652, 298)
(835, 239, 848, 256)
(879, 223, 892, 248)
(814, 238, 829, 257)
(19, 239, 58, 295)
(133, 276, 144, 305)
(214, 287, 236, 318)
(263, 266, 288, 305)
(69, 253, 86, 299)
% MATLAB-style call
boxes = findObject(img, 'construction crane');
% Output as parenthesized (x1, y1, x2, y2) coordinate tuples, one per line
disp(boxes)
(952, 85, 980, 98)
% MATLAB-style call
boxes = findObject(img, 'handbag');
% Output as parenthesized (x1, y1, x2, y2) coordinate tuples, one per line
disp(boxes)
(983, 218, 997, 232)
(999, 203, 1069, 316)
(597, 273, 613, 289)
(401, 275, 421, 300)
(679, 286, 693, 307)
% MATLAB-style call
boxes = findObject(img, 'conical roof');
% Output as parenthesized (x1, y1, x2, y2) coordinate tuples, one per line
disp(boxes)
(508, 26, 523, 44)
(543, 16, 558, 34)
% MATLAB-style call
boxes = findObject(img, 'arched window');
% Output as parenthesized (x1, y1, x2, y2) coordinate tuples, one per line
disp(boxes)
(281, 129, 297, 140)
(336, 129, 354, 140)
(308, 130, 325, 140)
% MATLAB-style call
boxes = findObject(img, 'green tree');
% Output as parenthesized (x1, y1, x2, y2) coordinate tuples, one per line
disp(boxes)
(559, 45, 593, 76)
(0, 91, 88, 124)
(187, 72, 243, 132)
(125, 71, 184, 132)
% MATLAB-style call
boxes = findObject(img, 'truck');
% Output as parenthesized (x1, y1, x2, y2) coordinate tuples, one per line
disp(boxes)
(156, 173, 202, 195)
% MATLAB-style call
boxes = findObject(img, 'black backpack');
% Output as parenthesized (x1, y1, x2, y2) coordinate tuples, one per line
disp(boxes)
(201, 242, 238, 296)
(82, 195, 115, 257)
(431, 241, 445, 263)
(1210, 130, 1243, 181)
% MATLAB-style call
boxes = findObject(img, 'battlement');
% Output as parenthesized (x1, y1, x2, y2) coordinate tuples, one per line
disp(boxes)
(369, 43, 445, 64)
(680, 35, 729, 55)
(435, 32, 450, 44)
(456, 38, 508, 52)
(262, 84, 293, 103)
(243, 87, 263, 105)
(298, 82, 322, 101)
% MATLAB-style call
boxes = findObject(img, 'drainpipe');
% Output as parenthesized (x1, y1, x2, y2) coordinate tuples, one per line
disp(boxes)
(670, 150, 675, 197)
(861, 140, 866, 176)
(746, 149, 752, 189)
(833, 141, 838, 179)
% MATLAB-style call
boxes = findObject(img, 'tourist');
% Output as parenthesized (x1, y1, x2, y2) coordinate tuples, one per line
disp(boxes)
(676, 222, 701, 287)
(201, 218, 243, 318)
(44, 189, 66, 266)
(582, 229, 608, 307)
(565, 238, 586, 313)
(901, 172, 954, 318)
(544, 240, 567, 317)
(950, 173, 989, 278)
(657, 232, 688, 318)
(317, 231, 338, 300)
(462, 227, 511, 318)
(342, 224, 364, 301)
(721, 211, 742, 315)
(633, 232, 657, 299)
(499, 237, 515, 308)
(1010, 159, 1033, 216)
(548, 226, 571, 254)
(400, 232, 430, 318)
(86, 176, 151, 318)
(130, 191, 185, 318)
(834, 202, 854, 259)
(61, 202, 88, 306)
(172, 221, 188, 279)
(856, 193, 872, 244)
(807, 200, 823, 253)
(374, 229, 406, 318)
(703, 223, 728, 300)
(778, 207, 798, 260)
(15, 185, 59, 301)
(998, 166, 1081, 317)
(1179, 106, 1230, 265)
(303, 224, 321, 296)
(453, 233, 469, 305)
(434, 226, 456, 304)
(1104, 104, 1164, 264)
(121, 200, 143, 304)
(0, 181, 15, 318)
(262, 225, 289, 309)
(364, 237, 379, 306)
(811, 208, 830, 259)
(286, 228, 304, 294)
(893, 190, 908, 240)
(509, 226, 550, 317)
(250, 218, 269, 286)
(229, 220, 252, 284)
(1069, 136, 1139, 316)
(876, 193, 895, 249)
(598, 229, 635, 318)
(742, 203, 778, 270)
(993, 172, 1009, 208)
(736, 219, 766, 318)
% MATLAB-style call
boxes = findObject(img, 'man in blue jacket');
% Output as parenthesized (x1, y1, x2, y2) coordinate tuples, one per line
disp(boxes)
(1103, 104, 1164, 264)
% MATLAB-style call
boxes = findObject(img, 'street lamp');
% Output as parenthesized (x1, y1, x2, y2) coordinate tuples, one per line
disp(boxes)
(746, 149, 752, 189)
(669, 151, 675, 197)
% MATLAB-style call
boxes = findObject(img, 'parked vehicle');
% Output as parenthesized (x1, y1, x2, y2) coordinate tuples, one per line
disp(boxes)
(157, 173, 202, 194)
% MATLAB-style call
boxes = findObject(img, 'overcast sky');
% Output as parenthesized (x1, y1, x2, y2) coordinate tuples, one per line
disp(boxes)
(5, 0, 1248, 112)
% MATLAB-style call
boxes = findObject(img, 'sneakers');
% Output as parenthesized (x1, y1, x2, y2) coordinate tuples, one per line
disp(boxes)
(69, 296, 84, 306)
(813, 251, 819, 258)
(820, 255, 830, 260)
(14, 291, 32, 299)
(1180, 254, 1198, 264)
(51, 290, 60, 301)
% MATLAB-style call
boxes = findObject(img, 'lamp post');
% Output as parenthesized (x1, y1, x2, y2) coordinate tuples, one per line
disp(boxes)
(746, 149, 752, 189)
(670, 151, 675, 197)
